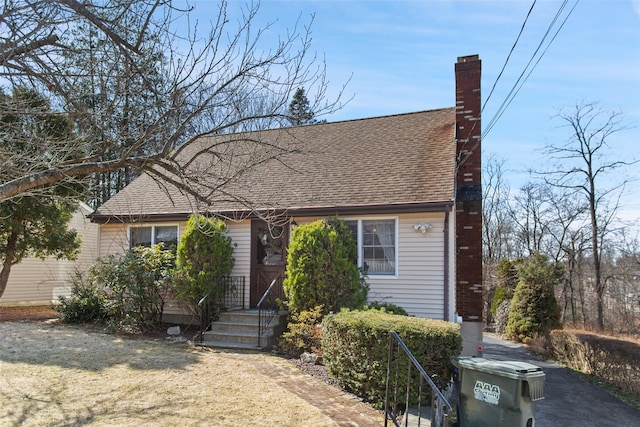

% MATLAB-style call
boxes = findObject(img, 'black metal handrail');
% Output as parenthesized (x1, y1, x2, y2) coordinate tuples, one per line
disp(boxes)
(256, 276, 284, 348)
(385, 331, 453, 427)
(197, 276, 245, 342)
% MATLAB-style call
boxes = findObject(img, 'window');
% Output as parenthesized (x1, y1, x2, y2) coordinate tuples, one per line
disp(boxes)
(362, 219, 396, 275)
(130, 225, 178, 251)
(345, 220, 358, 246)
(130, 227, 152, 248)
(344, 218, 397, 276)
(256, 224, 285, 265)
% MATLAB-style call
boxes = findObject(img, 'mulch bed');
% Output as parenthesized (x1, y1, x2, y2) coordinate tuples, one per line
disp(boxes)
(289, 357, 338, 387)
(0, 305, 59, 322)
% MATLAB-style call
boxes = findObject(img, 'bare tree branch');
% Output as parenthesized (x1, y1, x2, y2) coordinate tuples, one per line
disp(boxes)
(0, 0, 347, 206)
(535, 102, 637, 329)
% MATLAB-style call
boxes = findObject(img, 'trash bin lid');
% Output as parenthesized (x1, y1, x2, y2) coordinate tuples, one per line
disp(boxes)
(452, 357, 544, 380)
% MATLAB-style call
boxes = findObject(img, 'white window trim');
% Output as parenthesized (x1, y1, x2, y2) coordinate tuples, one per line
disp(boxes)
(346, 217, 399, 279)
(128, 224, 179, 249)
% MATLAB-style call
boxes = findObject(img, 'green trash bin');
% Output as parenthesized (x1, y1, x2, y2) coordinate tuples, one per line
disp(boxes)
(452, 357, 545, 427)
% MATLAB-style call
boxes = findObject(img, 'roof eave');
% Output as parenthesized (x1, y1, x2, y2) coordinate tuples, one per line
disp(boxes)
(89, 200, 455, 224)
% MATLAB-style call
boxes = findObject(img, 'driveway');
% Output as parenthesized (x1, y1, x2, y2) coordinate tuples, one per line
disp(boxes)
(482, 334, 639, 427)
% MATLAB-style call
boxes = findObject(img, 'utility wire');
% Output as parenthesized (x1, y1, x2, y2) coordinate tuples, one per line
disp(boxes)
(457, 0, 580, 170)
(457, 0, 537, 159)
(482, 0, 537, 115)
(485, 0, 580, 136)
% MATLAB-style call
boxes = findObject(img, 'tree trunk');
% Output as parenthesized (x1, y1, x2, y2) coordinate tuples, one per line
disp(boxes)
(588, 172, 605, 330)
(0, 231, 19, 299)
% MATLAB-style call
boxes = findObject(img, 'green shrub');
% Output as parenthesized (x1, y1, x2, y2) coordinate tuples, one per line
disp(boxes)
(366, 301, 409, 316)
(490, 285, 511, 318)
(278, 305, 324, 357)
(505, 254, 562, 342)
(174, 214, 235, 315)
(284, 218, 367, 315)
(56, 271, 109, 323)
(322, 310, 461, 408)
(88, 244, 175, 332)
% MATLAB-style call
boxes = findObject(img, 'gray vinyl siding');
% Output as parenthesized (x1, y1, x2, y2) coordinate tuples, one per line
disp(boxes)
(0, 203, 99, 306)
(293, 212, 449, 319)
(97, 219, 253, 314)
(366, 212, 447, 319)
(93, 213, 450, 320)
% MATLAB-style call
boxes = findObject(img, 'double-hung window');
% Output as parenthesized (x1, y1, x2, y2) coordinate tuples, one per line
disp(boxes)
(130, 225, 178, 251)
(345, 218, 397, 276)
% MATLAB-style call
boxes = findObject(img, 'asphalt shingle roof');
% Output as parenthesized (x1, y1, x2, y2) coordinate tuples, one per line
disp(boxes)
(92, 107, 456, 222)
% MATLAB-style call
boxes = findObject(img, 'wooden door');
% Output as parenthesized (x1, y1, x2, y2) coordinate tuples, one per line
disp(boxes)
(250, 221, 288, 308)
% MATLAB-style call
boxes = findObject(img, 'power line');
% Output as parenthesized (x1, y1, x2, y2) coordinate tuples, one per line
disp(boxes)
(482, 0, 537, 115)
(484, 0, 579, 138)
(457, 0, 537, 159)
(457, 0, 580, 170)
(484, 0, 580, 137)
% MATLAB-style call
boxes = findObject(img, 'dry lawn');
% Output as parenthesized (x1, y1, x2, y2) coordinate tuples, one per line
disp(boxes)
(0, 320, 381, 426)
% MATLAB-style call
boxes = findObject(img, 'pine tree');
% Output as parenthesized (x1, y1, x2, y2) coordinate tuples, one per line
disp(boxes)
(288, 88, 315, 125)
(0, 88, 82, 298)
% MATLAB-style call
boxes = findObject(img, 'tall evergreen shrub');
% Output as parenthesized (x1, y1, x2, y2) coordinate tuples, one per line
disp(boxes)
(505, 254, 562, 342)
(283, 218, 367, 315)
(174, 215, 235, 314)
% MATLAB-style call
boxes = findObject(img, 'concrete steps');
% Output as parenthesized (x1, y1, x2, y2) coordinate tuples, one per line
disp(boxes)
(198, 309, 288, 351)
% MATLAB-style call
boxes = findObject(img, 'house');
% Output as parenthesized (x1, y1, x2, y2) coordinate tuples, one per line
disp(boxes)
(0, 202, 99, 307)
(90, 55, 483, 355)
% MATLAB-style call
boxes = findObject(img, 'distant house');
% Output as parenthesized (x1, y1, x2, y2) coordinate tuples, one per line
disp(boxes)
(0, 202, 99, 307)
(90, 55, 483, 355)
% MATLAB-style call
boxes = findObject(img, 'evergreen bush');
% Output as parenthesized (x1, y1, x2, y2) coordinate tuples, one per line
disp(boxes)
(490, 285, 511, 318)
(505, 254, 562, 342)
(56, 271, 109, 323)
(283, 218, 367, 315)
(366, 301, 409, 316)
(92, 244, 175, 332)
(490, 258, 521, 317)
(174, 214, 235, 315)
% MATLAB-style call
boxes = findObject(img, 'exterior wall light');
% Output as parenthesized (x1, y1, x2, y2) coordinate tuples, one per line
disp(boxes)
(412, 223, 432, 233)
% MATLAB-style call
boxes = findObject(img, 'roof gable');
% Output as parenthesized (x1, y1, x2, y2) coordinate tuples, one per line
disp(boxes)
(92, 108, 456, 221)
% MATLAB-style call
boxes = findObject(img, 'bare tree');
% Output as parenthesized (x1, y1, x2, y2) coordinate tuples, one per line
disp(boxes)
(509, 182, 552, 257)
(539, 102, 637, 329)
(599, 231, 640, 334)
(482, 155, 515, 263)
(0, 0, 346, 205)
(482, 155, 515, 322)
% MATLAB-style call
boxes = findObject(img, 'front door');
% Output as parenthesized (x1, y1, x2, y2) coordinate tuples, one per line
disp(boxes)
(250, 220, 288, 308)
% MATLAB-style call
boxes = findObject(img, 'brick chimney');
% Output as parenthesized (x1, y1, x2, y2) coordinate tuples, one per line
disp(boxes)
(454, 54, 483, 356)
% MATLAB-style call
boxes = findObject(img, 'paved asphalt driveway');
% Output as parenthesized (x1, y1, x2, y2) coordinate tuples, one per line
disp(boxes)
(482, 334, 639, 427)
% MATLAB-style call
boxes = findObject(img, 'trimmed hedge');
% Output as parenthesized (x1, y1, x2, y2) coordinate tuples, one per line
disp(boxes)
(549, 330, 640, 401)
(322, 310, 461, 407)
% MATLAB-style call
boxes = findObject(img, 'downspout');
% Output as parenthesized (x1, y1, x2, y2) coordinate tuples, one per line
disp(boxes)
(443, 204, 450, 321)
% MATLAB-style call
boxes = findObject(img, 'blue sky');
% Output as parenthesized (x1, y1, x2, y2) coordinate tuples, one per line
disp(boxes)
(193, 0, 640, 226)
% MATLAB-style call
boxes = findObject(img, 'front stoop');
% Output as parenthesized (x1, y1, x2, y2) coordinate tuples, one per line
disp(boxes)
(197, 309, 288, 351)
